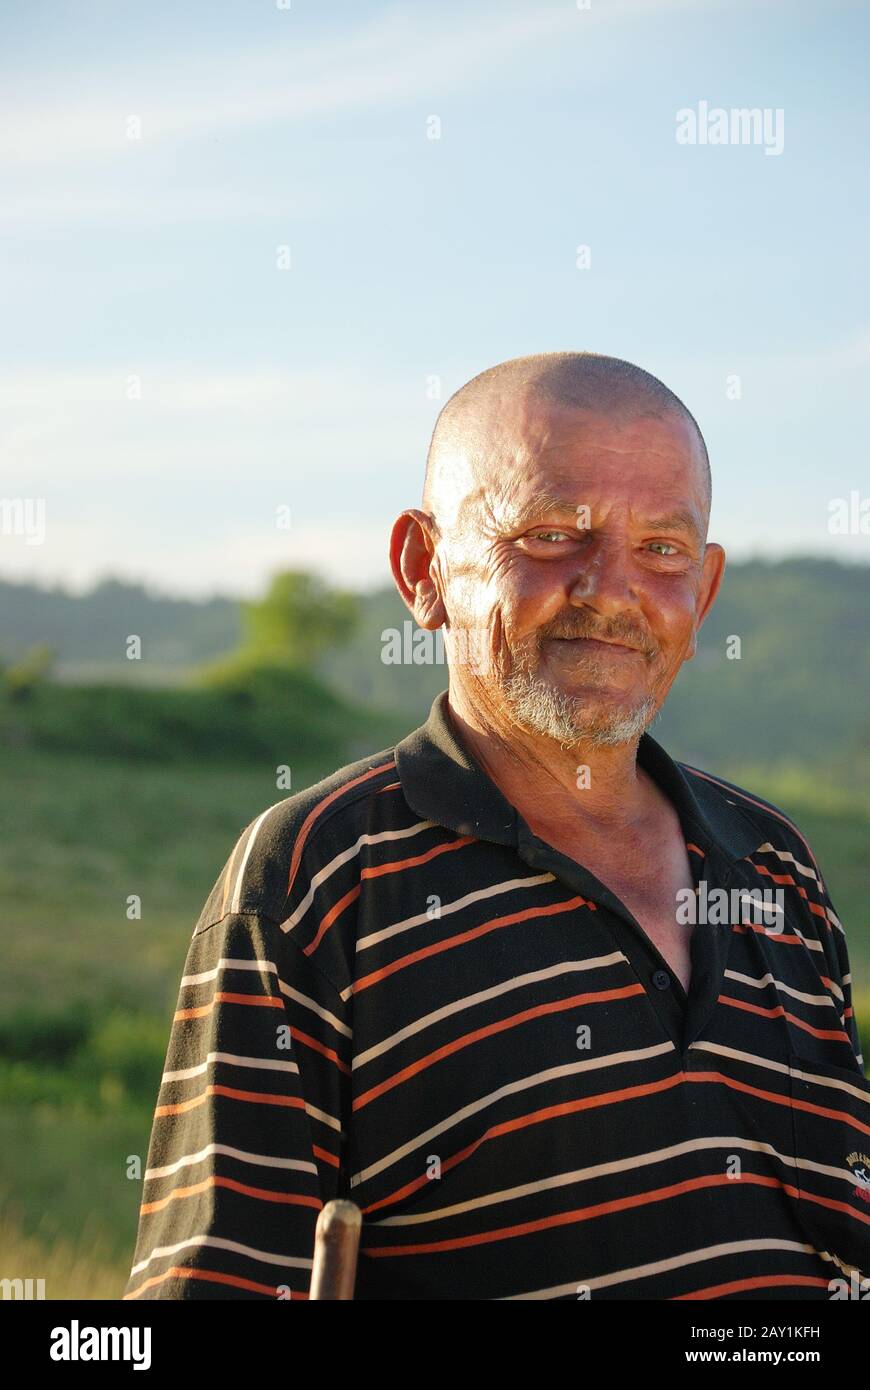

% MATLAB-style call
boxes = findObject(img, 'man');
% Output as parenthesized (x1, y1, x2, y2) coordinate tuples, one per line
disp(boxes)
(124, 352, 870, 1301)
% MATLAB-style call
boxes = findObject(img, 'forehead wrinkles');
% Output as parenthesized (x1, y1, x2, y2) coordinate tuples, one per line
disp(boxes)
(502, 413, 706, 532)
(452, 409, 612, 535)
(461, 432, 545, 540)
(441, 444, 525, 542)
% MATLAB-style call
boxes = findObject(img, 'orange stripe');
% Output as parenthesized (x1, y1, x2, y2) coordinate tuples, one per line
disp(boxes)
(124, 1265, 300, 1299)
(733, 922, 805, 946)
(675, 1273, 830, 1299)
(363, 1072, 687, 1215)
(688, 1068, 870, 1138)
(799, 1187, 870, 1229)
(140, 1174, 321, 1215)
(685, 1069, 790, 1111)
(353, 983, 645, 1110)
(362, 1172, 786, 1256)
(749, 862, 829, 923)
(304, 836, 475, 956)
(286, 759, 396, 898)
(686, 842, 705, 857)
(788, 1090, 870, 1136)
(718, 993, 854, 1045)
(366, 1067, 827, 1218)
(155, 1083, 306, 1117)
(353, 894, 594, 995)
(304, 883, 361, 955)
(750, 863, 808, 888)
(174, 991, 284, 1022)
(313, 1143, 341, 1169)
(362, 835, 476, 879)
(290, 1026, 351, 1074)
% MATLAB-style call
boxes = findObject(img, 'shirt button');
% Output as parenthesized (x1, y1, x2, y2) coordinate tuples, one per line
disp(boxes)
(652, 969, 672, 991)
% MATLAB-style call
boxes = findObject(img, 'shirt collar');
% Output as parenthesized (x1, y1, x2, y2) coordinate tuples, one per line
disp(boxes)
(395, 688, 759, 865)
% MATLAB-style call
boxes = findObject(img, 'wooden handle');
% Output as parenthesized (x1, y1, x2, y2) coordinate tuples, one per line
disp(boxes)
(308, 1199, 362, 1300)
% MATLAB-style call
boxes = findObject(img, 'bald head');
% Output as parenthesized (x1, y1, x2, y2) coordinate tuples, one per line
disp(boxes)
(423, 352, 711, 525)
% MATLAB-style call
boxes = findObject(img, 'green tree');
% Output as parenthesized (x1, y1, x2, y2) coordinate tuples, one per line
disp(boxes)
(194, 570, 360, 698)
(240, 571, 359, 665)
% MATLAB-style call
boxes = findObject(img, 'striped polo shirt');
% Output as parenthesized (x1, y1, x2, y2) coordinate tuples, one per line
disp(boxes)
(124, 690, 870, 1301)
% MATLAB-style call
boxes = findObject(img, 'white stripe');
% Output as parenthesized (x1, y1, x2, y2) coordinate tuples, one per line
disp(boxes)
(753, 844, 844, 935)
(375, 1134, 800, 1227)
(500, 1238, 824, 1299)
(304, 1101, 342, 1133)
(353, 952, 627, 1070)
(278, 979, 350, 1038)
(230, 806, 276, 913)
(735, 889, 784, 917)
(687, 1040, 790, 1076)
(282, 820, 437, 930)
(353, 871, 556, 958)
(162, 1051, 300, 1083)
(691, 1040, 869, 1103)
(724, 968, 845, 1010)
(130, 1233, 312, 1280)
(145, 1141, 317, 1182)
(826, 905, 844, 934)
(756, 843, 818, 882)
(788, 1059, 870, 1106)
(156, 1072, 341, 1133)
(181, 959, 276, 986)
(349, 1041, 675, 1188)
(178, 957, 350, 1037)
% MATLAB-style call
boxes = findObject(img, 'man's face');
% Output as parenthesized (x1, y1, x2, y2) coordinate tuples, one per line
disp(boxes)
(437, 396, 718, 746)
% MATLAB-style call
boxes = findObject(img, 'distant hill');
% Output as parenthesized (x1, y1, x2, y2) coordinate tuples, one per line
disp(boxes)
(0, 577, 241, 683)
(2, 559, 868, 781)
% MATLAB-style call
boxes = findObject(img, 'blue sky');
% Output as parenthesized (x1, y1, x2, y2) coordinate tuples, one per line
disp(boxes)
(1, 0, 868, 598)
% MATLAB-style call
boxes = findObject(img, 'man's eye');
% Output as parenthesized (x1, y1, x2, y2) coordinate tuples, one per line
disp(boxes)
(647, 541, 679, 556)
(530, 530, 574, 542)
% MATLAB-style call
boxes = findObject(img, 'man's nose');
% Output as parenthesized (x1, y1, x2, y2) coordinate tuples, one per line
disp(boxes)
(566, 537, 640, 616)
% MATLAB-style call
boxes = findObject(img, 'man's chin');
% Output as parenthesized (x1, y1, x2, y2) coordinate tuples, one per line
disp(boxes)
(501, 673, 657, 747)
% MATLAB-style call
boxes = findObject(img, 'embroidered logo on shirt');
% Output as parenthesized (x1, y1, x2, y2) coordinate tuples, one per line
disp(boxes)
(846, 1151, 870, 1203)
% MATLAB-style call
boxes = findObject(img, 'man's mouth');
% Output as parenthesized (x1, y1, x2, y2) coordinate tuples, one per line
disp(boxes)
(547, 635, 644, 656)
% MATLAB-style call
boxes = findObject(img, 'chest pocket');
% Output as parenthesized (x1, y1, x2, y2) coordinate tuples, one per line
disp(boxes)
(787, 1053, 870, 1278)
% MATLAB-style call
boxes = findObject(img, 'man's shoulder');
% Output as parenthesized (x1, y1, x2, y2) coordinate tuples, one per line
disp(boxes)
(195, 739, 407, 933)
(676, 757, 830, 890)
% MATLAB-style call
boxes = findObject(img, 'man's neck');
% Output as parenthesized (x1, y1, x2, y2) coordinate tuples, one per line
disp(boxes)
(446, 682, 658, 837)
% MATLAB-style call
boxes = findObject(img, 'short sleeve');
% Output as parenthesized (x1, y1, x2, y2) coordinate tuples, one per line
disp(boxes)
(123, 910, 351, 1300)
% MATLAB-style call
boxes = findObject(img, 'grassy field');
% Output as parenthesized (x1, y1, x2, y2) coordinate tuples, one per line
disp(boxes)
(1, 741, 867, 1299)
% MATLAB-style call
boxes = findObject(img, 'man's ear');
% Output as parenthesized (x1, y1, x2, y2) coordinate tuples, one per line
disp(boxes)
(389, 509, 446, 631)
(685, 542, 725, 660)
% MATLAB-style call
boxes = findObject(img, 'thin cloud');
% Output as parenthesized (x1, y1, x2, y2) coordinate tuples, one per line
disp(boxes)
(0, 0, 723, 166)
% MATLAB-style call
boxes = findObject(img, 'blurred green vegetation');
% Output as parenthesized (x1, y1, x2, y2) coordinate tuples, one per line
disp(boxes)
(0, 737, 380, 1296)
(0, 665, 397, 764)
